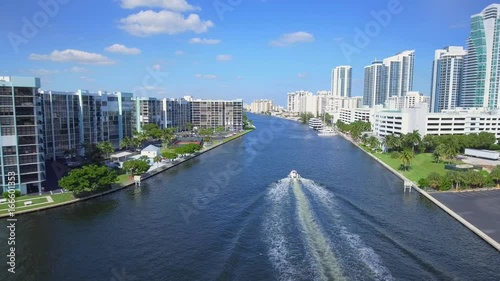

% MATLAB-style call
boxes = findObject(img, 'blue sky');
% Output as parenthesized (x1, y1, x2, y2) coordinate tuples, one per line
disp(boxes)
(0, 0, 495, 105)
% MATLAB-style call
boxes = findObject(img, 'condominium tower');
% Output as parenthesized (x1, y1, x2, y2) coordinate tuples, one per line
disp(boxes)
(0, 76, 45, 194)
(363, 61, 386, 108)
(462, 4, 500, 109)
(331, 66, 352, 97)
(383, 50, 415, 98)
(430, 46, 467, 113)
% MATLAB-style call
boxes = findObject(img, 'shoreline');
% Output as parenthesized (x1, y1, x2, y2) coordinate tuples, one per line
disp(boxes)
(0, 130, 254, 218)
(337, 131, 500, 252)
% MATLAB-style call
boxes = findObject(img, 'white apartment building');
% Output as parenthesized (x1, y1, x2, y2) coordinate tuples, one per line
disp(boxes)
(251, 99, 273, 113)
(287, 91, 319, 115)
(374, 104, 500, 138)
(0, 76, 45, 194)
(339, 106, 382, 124)
(384, 91, 430, 111)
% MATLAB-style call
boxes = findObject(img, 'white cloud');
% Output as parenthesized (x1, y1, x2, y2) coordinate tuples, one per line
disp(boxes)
(297, 72, 307, 78)
(119, 10, 214, 37)
(105, 44, 141, 55)
(189, 38, 220, 45)
(120, 0, 199, 12)
(80, 76, 96, 82)
(29, 49, 115, 65)
(195, 74, 217, 80)
(67, 66, 88, 73)
(30, 69, 59, 76)
(270, 31, 314, 47)
(175, 50, 185, 56)
(216, 54, 233, 61)
(152, 64, 162, 70)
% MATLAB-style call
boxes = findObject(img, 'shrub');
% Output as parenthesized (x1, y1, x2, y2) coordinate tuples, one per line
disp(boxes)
(3, 190, 21, 199)
(391, 151, 401, 159)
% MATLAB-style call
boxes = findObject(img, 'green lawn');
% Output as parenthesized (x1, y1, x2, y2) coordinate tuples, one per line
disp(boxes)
(223, 129, 253, 143)
(0, 192, 75, 215)
(373, 153, 450, 182)
(116, 174, 133, 185)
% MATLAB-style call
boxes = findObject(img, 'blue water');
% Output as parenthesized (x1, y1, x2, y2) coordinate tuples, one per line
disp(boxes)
(1, 114, 499, 280)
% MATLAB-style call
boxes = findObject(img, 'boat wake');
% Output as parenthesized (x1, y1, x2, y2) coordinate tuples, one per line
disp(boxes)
(264, 177, 394, 281)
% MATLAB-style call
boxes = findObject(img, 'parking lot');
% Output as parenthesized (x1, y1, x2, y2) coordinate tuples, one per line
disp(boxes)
(432, 190, 500, 243)
(460, 155, 500, 167)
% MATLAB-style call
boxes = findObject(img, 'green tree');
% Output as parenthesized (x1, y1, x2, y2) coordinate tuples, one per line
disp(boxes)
(443, 144, 459, 164)
(153, 155, 162, 167)
(368, 136, 380, 151)
(490, 166, 500, 188)
(399, 149, 415, 171)
(433, 144, 447, 163)
(446, 171, 464, 191)
(404, 130, 421, 152)
(464, 170, 486, 189)
(97, 141, 115, 159)
(81, 142, 103, 164)
(383, 134, 402, 152)
(185, 122, 194, 132)
(427, 172, 442, 190)
(122, 159, 151, 176)
(162, 151, 178, 161)
(418, 178, 430, 189)
(300, 113, 315, 124)
(215, 126, 226, 134)
(120, 137, 134, 151)
(58, 165, 117, 195)
(161, 128, 175, 148)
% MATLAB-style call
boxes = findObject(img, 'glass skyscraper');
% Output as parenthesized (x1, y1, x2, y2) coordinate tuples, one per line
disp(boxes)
(462, 4, 500, 109)
(430, 47, 467, 113)
(383, 50, 415, 98)
(363, 61, 386, 108)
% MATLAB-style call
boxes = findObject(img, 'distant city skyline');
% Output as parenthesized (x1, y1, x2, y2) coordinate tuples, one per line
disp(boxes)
(0, 0, 496, 105)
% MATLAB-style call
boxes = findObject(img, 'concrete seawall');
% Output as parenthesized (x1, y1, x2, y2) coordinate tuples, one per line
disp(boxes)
(338, 132, 500, 252)
(0, 130, 254, 218)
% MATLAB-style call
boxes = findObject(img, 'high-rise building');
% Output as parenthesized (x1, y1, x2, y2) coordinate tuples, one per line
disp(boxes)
(187, 97, 243, 131)
(162, 97, 191, 130)
(251, 100, 274, 113)
(332, 66, 352, 97)
(0, 76, 45, 194)
(41, 90, 134, 159)
(462, 4, 500, 109)
(383, 50, 415, 98)
(430, 46, 467, 113)
(363, 61, 386, 108)
(132, 97, 163, 132)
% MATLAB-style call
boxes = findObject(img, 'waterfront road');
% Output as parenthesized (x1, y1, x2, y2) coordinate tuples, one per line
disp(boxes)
(432, 190, 500, 244)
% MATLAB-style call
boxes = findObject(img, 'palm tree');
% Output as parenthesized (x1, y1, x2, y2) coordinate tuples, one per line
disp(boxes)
(368, 136, 380, 151)
(427, 172, 442, 190)
(404, 130, 421, 152)
(97, 141, 115, 159)
(447, 171, 464, 191)
(120, 137, 133, 151)
(443, 145, 458, 164)
(490, 166, 500, 188)
(361, 133, 369, 146)
(399, 149, 415, 171)
(153, 155, 162, 169)
(161, 129, 175, 148)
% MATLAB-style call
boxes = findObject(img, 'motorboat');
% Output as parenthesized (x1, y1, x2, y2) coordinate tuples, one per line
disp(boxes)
(289, 170, 300, 179)
(317, 127, 337, 137)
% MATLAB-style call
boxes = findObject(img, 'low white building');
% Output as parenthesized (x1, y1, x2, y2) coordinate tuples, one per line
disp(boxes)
(374, 104, 500, 138)
(339, 105, 383, 124)
(141, 145, 161, 158)
(384, 91, 430, 111)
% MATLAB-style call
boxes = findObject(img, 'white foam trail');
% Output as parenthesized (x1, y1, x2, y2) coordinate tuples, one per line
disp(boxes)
(340, 227, 394, 281)
(264, 179, 302, 281)
(301, 179, 394, 281)
(293, 180, 346, 281)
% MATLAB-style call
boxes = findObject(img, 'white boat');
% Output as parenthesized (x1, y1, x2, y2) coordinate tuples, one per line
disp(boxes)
(308, 118, 324, 131)
(289, 170, 300, 179)
(317, 128, 337, 137)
